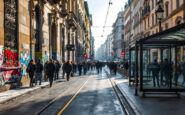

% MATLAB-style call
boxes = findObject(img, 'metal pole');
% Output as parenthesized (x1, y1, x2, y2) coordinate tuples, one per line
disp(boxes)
(135, 42, 138, 96)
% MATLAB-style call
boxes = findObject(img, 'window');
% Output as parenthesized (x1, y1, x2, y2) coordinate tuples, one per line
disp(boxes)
(176, 0, 180, 8)
(165, 2, 169, 17)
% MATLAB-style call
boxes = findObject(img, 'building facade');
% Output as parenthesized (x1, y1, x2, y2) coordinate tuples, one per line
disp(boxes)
(124, 0, 185, 61)
(112, 11, 125, 61)
(0, 0, 92, 87)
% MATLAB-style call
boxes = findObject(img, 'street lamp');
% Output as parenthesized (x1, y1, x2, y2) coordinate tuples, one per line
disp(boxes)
(155, 0, 164, 32)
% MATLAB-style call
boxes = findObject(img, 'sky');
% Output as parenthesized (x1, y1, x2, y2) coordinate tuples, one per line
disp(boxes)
(86, 0, 127, 51)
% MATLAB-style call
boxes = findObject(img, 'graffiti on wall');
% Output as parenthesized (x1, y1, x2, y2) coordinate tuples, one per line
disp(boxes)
(43, 51, 48, 63)
(4, 48, 18, 67)
(19, 44, 30, 76)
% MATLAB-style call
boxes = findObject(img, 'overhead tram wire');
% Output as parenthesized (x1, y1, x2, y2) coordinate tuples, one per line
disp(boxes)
(102, 0, 113, 35)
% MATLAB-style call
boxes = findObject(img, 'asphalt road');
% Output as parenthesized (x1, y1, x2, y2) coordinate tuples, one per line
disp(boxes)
(0, 70, 124, 115)
(0, 75, 89, 115)
(61, 72, 124, 115)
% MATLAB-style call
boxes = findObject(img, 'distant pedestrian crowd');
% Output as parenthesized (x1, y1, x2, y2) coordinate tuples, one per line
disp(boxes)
(26, 59, 108, 88)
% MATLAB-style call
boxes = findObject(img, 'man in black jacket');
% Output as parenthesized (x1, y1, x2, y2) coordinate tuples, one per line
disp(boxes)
(64, 61, 72, 81)
(27, 59, 36, 87)
(46, 59, 55, 87)
(54, 60, 61, 80)
(35, 59, 43, 85)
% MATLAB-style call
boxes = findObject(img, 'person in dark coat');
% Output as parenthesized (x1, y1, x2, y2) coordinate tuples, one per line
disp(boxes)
(113, 62, 117, 75)
(64, 61, 73, 81)
(62, 61, 66, 79)
(124, 61, 129, 77)
(27, 59, 36, 87)
(151, 59, 160, 87)
(54, 60, 61, 80)
(44, 61, 48, 81)
(35, 59, 43, 85)
(162, 58, 172, 86)
(46, 59, 55, 87)
(78, 62, 83, 76)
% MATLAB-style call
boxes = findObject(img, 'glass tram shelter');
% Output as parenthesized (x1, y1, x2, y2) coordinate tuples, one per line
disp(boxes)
(129, 23, 185, 96)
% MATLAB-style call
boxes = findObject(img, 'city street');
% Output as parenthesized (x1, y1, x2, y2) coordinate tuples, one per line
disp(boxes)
(0, 0, 185, 114)
(0, 71, 124, 115)
(61, 72, 123, 115)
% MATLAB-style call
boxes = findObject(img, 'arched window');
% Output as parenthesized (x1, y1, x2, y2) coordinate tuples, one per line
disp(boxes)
(165, 2, 169, 17)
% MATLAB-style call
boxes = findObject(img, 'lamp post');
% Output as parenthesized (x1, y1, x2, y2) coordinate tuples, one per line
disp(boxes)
(155, 0, 164, 32)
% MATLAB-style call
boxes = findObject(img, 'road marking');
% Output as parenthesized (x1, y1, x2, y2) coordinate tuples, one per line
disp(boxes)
(57, 79, 89, 115)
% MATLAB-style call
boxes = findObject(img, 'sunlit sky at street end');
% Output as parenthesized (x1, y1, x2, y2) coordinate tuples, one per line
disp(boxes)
(86, 0, 126, 51)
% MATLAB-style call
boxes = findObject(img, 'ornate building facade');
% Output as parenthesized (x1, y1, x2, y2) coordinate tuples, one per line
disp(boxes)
(0, 0, 92, 87)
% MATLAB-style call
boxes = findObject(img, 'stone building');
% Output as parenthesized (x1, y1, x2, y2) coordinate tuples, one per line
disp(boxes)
(112, 11, 124, 61)
(124, 0, 185, 61)
(0, 0, 92, 88)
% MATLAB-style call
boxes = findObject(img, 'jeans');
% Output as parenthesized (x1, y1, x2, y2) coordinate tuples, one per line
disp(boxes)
(35, 73, 42, 85)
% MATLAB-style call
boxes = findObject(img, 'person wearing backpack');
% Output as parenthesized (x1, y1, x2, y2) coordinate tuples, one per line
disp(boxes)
(27, 59, 36, 87)
(35, 59, 43, 85)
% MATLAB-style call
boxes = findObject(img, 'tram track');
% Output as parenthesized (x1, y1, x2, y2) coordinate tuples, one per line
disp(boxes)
(35, 79, 89, 115)
(105, 70, 140, 115)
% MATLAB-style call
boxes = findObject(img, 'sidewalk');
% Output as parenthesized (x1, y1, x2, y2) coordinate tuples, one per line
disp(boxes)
(0, 81, 49, 103)
(107, 68, 185, 115)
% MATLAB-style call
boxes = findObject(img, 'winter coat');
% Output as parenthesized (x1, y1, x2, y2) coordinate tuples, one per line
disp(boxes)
(35, 63, 43, 73)
(46, 62, 55, 77)
(65, 63, 72, 73)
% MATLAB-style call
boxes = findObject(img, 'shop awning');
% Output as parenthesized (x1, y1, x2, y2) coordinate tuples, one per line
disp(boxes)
(138, 23, 185, 45)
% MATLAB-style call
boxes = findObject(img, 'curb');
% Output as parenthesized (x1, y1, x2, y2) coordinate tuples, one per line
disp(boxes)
(116, 83, 141, 115)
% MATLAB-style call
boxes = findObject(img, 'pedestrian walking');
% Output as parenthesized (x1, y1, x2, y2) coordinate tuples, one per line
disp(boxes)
(78, 62, 83, 76)
(64, 61, 73, 81)
(151, 59, 160, 87)
(162, 58, 172, 86)
(35, 59, 43, 86)
(54, 60, 61, 80)
(124, 61, 129, 77)
(113, 62, 117, 75)
(26, 59, 36, 87)
(44, 61, 48, 81)
(46, 59, 55, 87)
(62, 61, 66, 79)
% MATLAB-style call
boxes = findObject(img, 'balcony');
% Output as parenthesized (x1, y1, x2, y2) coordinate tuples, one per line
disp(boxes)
(59, 9, 68, 18)
(141, 5, 150, 18)
(47, 0, 60, 5)
(66, 12, 78, 29)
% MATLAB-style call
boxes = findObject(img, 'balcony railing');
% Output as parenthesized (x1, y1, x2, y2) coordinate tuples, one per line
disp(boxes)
(59, 9, 68, 18)
(142, 5, 150, 17)
(47, 0, 60, 5)
(67, 12, 78, 28)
